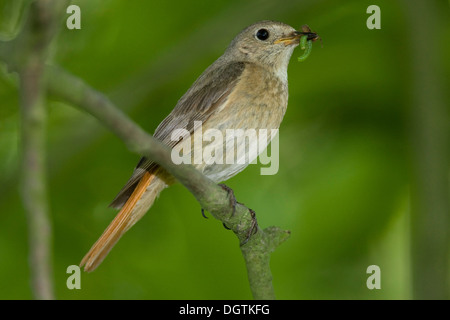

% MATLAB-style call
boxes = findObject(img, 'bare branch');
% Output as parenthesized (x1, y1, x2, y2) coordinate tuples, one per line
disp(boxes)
(13, 0, 69, 300)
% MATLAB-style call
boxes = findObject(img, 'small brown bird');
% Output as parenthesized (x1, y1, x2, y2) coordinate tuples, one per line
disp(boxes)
(81, 20, 317, 272)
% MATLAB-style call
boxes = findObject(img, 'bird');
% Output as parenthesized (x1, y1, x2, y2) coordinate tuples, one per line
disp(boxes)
(80, 20, 318, 272)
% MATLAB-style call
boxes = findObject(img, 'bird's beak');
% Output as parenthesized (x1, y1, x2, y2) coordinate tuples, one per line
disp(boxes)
(274, 30, 319, 46)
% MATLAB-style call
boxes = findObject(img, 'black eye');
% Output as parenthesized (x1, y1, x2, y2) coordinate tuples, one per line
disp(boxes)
(256, 28, 269, 41)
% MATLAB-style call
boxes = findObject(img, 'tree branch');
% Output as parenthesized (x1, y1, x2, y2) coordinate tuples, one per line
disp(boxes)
(12, 0, 68, 300)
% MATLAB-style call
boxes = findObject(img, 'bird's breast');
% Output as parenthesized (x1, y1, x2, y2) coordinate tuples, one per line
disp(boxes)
(210, 63, 289, 132)
(189, 63, 290, 182)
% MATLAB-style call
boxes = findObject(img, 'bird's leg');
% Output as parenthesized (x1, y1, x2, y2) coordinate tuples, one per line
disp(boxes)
(201, 208, 231, 230)
(203, 184, 258, 239)
(200, 183, 237, 220)
(241, 208, 258, 245)
(219, 183, 237, 216)
(218, 183, 238, 231)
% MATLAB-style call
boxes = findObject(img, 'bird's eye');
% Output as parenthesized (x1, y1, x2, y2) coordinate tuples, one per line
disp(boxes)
(255, 29, 269, 41)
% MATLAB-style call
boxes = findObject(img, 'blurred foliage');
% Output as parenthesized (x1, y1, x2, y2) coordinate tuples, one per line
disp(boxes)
(0, 0, 448, 299)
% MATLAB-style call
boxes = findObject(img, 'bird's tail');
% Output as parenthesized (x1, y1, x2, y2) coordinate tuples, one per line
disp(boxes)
(80, 170, 167, 272)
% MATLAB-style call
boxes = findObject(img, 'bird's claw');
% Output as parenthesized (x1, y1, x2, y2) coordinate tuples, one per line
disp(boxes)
(219, 183, 237, 216)
(241, 208, 258, 245)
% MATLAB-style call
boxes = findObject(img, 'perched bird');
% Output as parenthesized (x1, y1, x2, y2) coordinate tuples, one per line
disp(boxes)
(81, 20, 318, 272)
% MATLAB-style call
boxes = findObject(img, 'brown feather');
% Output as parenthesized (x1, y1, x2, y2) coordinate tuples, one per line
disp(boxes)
(81, 171, 156, 272)
(110, 61, 246, 209)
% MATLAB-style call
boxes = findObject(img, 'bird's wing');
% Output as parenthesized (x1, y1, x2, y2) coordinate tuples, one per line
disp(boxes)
(110, 61, 246, 208)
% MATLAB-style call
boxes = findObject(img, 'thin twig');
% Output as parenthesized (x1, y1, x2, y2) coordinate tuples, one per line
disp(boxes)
(19, 62, 53, 300)
(13, 0, 69, 300)
(17, 1, 54, 300)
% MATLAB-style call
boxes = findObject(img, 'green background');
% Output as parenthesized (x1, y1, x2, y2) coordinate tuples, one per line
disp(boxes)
(0, 0, 448, 299)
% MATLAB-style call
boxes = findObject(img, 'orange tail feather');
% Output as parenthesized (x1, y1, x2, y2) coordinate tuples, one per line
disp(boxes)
(80, 171, 156, 272)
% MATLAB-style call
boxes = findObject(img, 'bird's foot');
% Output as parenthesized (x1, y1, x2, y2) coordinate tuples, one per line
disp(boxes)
(241, 208, 258, 245)
(219, 183, 237, 216)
